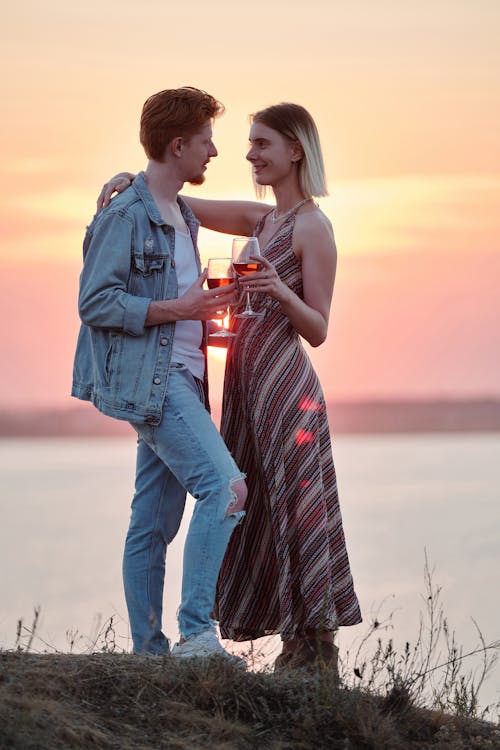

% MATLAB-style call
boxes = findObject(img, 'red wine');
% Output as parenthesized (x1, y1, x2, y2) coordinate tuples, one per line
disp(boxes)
(207, 277, 232, 289)
(233, 262, 262, 276)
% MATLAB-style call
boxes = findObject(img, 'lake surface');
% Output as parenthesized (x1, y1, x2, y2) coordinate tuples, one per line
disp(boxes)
(1, 435, 498, 710)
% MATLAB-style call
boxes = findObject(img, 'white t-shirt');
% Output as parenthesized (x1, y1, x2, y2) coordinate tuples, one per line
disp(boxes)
(171, 229, 205, 381)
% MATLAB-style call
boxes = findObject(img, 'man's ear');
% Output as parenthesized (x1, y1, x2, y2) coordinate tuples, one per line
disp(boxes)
(170, 137, 184, 157)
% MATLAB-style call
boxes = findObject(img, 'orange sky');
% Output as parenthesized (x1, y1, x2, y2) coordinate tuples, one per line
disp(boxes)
(1, 1, 499, 408)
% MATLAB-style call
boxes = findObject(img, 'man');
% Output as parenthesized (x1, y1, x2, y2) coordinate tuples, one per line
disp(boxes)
(72, 87, 247, 661)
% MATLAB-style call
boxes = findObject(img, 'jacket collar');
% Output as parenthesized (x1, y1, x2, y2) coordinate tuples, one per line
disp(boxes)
(132, 171, 200, 234)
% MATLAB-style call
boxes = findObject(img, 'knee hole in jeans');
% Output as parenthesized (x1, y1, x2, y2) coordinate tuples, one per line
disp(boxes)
(224, 476, 247, 520)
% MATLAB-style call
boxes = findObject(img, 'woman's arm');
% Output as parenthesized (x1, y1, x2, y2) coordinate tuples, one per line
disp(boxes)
(96, 173, 272, 236)
(181, 196, 271, 237)
(97, 173, 136, 209)
(239, 212, 336, 347)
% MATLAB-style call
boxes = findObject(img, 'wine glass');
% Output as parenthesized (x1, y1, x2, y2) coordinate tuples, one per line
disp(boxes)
(231, 237, 265, 319)
(207, 258, 237, 339)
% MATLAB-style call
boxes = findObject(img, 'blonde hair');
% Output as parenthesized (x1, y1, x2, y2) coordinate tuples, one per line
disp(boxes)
(251, 103, 328, 199)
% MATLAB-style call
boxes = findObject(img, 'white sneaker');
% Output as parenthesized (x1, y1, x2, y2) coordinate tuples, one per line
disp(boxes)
(171, 629, 246, 668)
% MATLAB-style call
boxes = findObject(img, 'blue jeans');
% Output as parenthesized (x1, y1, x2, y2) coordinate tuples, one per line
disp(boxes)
(123, 363, 245, 654)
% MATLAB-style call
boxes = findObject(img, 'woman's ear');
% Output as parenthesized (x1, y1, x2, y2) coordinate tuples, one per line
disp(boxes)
(291, 140, 303, 163)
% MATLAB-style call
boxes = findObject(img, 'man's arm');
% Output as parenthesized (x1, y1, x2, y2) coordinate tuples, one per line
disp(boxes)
(79, 212, 151, 336)
(79, 212, 236, 333)
(145, 270, 236, 326)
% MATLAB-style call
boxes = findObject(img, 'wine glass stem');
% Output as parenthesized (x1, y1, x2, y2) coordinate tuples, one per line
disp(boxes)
(245, 292, 253, 313)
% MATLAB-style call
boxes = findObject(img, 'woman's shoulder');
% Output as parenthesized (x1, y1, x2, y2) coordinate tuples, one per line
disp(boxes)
(294, 205, 335, 244)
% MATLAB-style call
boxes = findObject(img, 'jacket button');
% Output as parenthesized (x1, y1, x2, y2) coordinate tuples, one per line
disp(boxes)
(153, 377, 161, 385)
(160, 337, 168, 346)
(145, 415, 155, 423)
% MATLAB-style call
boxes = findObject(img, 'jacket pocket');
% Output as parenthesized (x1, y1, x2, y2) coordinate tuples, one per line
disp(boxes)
(132, 251, 166, 276)
(104, 334, 120, 384)
(131, 247, 168, 299)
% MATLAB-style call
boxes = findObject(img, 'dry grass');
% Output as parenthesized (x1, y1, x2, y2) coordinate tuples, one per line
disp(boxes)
(339, 555, 500, 722)
(4, 559, 499, 749)
(1, 651, 499, 750)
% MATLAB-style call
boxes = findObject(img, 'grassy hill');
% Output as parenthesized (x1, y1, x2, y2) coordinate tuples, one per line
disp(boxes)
(1, 652, 498, 750)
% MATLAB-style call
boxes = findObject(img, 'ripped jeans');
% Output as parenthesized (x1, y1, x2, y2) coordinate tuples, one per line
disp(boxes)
(124, 363, 245, 654)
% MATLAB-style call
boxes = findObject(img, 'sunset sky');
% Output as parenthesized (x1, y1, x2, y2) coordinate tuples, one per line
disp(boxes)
(1, 0, 499, 408)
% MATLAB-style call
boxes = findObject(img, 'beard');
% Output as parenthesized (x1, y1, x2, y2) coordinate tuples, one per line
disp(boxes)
(188, 172, 206, 186)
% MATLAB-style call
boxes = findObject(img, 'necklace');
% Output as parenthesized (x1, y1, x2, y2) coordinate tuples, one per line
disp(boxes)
(271, 197, 311, 223)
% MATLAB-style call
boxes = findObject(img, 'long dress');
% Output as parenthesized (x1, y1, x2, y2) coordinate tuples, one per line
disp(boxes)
(215, 210, 362, 641)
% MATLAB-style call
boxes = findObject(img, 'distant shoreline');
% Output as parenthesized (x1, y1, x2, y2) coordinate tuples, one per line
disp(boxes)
(1, 399, 500, 437)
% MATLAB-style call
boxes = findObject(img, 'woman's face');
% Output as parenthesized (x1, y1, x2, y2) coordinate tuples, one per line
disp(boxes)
(246, 121, 299, 188)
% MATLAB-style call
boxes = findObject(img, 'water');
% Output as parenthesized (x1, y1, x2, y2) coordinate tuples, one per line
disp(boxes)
(1, 435, 498, 711)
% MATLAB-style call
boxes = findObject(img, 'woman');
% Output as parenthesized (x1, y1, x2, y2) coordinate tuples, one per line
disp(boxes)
(99, 103, 361, 671)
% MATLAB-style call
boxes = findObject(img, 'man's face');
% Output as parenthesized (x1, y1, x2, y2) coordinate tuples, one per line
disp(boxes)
(181, 122, 218, 185)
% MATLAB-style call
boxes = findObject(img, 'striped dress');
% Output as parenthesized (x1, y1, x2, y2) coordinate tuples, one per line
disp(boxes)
(215, 211, 362, 641)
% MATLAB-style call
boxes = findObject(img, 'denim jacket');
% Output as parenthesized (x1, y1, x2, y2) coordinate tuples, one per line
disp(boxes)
(71, 172, 208, 425)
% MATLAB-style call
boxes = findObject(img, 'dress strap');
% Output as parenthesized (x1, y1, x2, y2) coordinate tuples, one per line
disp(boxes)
(253, 209, 273, 238)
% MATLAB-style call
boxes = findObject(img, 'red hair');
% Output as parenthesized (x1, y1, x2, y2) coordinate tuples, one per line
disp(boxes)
(140, 87, 224, 161)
